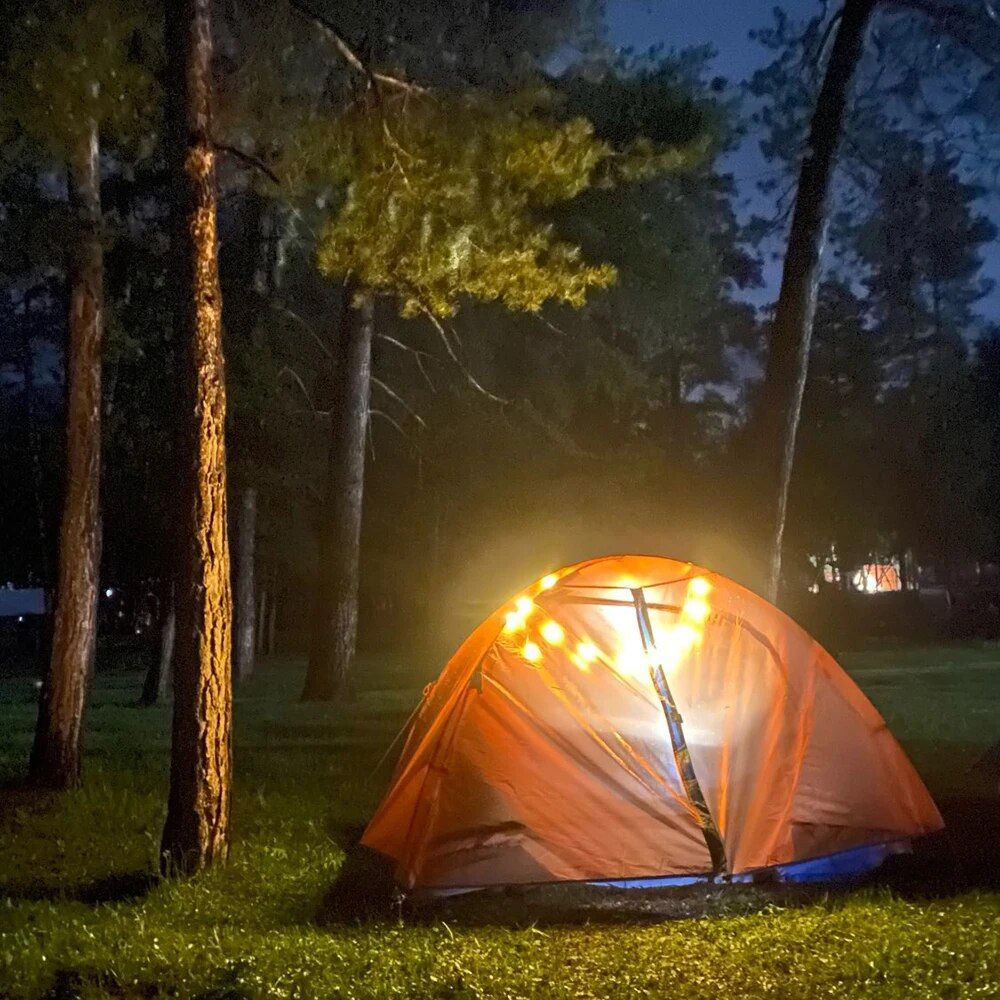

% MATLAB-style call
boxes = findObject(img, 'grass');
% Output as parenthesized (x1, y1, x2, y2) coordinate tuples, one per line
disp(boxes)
(0, 642, 998, 999)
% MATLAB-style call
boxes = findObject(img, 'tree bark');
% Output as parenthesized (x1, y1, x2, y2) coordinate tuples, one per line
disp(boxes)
(160, 0, 233, 876)
(750, 0, 878, 603)
(302, 288, 374, 701)
(233, 485, 256, 683)
(28, 121, 104, 790)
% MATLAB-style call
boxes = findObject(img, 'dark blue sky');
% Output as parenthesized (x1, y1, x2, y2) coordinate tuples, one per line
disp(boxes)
(604, 0, 1000, 321)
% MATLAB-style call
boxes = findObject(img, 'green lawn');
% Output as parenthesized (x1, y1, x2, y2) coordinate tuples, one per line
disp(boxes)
(1, 643, 998, 999)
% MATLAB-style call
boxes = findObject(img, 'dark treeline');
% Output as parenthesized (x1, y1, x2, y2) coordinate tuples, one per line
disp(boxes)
(1, 0, 999, 864)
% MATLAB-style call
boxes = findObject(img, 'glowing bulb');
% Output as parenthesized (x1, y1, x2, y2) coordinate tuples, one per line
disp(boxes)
(503, 611, 524, 633)
(682, 598, 709, 623)
(523, 640, 541, 662)
(540, 573, 558, 590)
(689, 577, 711, 598)
(540, 620, 564, 644)
(515, 596, 532, 615)
(576, 641, 598, 662)
(672, 623, 700, 649)
(615, 648, 649, 679)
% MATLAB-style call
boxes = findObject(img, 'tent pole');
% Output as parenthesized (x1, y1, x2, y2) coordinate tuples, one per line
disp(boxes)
(631, 588, 728, 876)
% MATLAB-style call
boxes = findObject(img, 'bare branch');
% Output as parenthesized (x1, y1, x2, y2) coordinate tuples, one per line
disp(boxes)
(418, 305, 509, 405)
(287, 0, 429, 94)
(371, 375, 427, 427)
(377, 332, 439, 390)
(214, 143, 280, 185)
(278, 305, 333, 358)
(277, 364, 317, 411)
(370, 407, 412, 441)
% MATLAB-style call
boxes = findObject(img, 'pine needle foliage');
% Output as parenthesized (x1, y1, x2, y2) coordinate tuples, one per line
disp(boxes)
(293, 89, 704, 318)
(0, 0, 158, 157)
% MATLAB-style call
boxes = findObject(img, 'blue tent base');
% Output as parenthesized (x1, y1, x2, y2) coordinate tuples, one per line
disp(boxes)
(590, 839, 915, 890)
(412, 839, 918, 901)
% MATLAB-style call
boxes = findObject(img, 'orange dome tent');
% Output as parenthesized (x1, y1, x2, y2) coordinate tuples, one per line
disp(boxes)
(363, 555, 942, 893)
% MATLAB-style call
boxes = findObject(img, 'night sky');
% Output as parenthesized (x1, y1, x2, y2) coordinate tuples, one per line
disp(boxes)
(604, 0, 1000, 321)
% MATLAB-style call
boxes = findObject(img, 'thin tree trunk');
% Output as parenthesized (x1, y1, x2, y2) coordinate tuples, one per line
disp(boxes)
(160, 0, 233, 876)
(18, 302, 51, 593)
(302, 288, 374, 701)
(233, 485, 256, 683)
(751, 0, 877, 603)
(28, 121, 104, 790)
(267, 596, 276, 655)
(255, 586, 267, 656)
(140, 581, 175, 705)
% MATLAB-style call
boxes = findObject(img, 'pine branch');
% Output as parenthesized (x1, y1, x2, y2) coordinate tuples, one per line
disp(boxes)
(888, 0, 1000, 68)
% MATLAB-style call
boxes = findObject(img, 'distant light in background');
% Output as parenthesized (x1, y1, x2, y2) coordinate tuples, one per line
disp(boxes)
(105, 588, 114, 598)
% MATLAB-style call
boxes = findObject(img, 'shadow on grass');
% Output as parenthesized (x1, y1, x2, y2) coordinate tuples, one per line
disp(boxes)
(0, 869, 158, 906)
(38, 968, 255, 1000)
(316, 794, 1000, 928)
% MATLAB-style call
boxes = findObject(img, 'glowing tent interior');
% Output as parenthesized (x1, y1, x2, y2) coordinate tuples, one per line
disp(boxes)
(363, 555, 942, 893)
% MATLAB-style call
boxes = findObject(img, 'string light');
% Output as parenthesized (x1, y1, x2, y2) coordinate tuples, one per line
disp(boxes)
(523, 640, 541, 663)
(682, 598, 709, 623)
(503, 610, 524, 633)
(540, 620, 564, 644)
(540, 573, 558, 590)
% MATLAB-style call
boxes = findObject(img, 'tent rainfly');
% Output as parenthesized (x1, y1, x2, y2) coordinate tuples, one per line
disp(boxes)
(363, 555, 942, 894)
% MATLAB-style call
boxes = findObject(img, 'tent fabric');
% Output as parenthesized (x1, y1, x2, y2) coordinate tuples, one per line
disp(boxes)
(362, 555, 942, 891)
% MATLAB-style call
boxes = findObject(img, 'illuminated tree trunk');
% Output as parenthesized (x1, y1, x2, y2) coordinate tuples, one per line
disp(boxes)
(233, 485, 256, 682)
(160, 0, 233, 875)
(752, 0, 877, 603)
(29, 121, 103, 790)
(302, 289, 374, 701)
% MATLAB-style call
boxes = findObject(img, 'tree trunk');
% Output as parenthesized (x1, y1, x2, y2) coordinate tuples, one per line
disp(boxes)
(750, 0, 877, 603)
(18, 301, 51, 594)
(302, 288, 374, 701)
(28, 122, 104, 790)
(140, 581, 175, 705)
(267, 596, 277, 655)
(255, 586, 267, 656)
(160, 0, 233, 876)
(233, 485, 256, 683)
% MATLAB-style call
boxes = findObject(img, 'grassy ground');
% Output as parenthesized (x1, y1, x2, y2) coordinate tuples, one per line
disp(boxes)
(1, 643, 998, 999)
